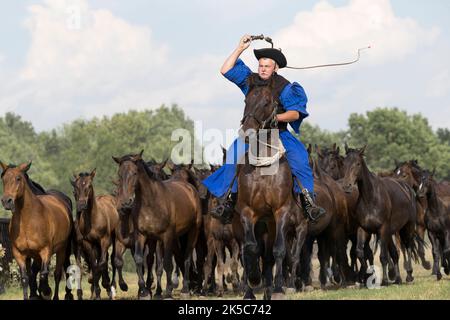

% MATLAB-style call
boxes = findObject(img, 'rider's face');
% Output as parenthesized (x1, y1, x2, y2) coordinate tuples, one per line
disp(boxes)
(258, 58, 278, 80)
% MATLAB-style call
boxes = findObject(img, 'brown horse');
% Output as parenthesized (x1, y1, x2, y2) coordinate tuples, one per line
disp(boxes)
(114, 151, 202, 299)
(71, 169, 119, 299)
(417, 170, 450, 280)
(394, 160, 432, 270)
(317, 144, 374, 276)
(341, 146, 420, 285)
(0, 161, 74, 300)
(237, 79, 308, 299)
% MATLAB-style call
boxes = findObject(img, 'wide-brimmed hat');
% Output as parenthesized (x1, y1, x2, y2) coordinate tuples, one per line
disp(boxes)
(254, 48, 287, 69)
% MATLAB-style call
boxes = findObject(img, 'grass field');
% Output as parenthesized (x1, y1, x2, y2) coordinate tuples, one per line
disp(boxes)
(1, 250, 449, 300)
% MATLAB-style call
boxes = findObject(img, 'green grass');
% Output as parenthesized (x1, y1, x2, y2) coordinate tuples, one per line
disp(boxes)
(1, 251, 450, 300)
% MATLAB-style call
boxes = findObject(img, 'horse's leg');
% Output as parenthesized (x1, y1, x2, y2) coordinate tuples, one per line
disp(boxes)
(155, 241, 165, 297)
(162, 233, 175, 299)
(109, 236, 117, 299)
(356, 227, 369, 285)
(83, 240, 100, 299)
(13, 248, 29, 300)
(349, 235, 358, 273)
(428, 231, 442, 280)
(134, 233, 151, 299)
(417, 223, 431, 270)
(291, 220, 308, 291)
(75, 240, 84, 300)
(180, 226, 199, 297)
(387, 237, 402, 285)
(98, 236, 112, 297)
(113, 239, 128, 292)
(399, 223, 416, 283)
(53, 246, 67, 300)
(272, 209, 290, 295)
(38, 248, 52, 300)
(202, 236, 215, 295)
(63, 239, 74, 300)
(230, 238, 241, 292)
(28, 258, 40, 299)
(213, 238, 225, 297)
(241, 207, 260, 288)
(317, 237, 329, 289)
(379, 228, 396, 286)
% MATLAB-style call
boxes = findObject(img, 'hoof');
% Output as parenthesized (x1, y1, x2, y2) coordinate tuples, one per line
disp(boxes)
(271, 292, 285, 300)
(422, 261, 432, 270)
(119, 282, 129, 292)
(180, 292, 190, 300)
(64, 292, 74, 300)
(138, 294, 151, 301)
(138, 289, 151, 300)
(303, 285, 314, 292)
(285, 287, 296, 295)
(393, 277, 402, 285)
(40, 289, 52, 301)
(437, 273, 442, 281)
(406, 275, 414, 283)
(153, 294, 163, 300)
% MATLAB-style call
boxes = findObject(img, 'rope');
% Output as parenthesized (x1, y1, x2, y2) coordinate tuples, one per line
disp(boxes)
(248, 137, 286, 167)
(285, 46, 371, 70)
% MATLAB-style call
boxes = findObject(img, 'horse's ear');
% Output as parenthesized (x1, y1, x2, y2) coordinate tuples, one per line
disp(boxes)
(344, 142, 349, 154)
(19, 161, 32, 173)
(160, 158, 168, 170)
(315, 144, 323, 158)
(359, 145, 367, 156)
(90, 168, 96, 178)
(138, 149, 144, 159)
(0, 161, 7, 172)
(69, 178, 77, 188)
(188, 159, 194, 170)
(112, 156, 121, 164)
(166, 160, 175, 172)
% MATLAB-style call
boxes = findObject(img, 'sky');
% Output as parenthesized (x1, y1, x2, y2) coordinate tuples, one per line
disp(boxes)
(0, 0, 449, 160)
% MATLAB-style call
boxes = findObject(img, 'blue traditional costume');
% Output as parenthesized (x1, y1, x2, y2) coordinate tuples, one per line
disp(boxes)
(203, 47, 325, 223)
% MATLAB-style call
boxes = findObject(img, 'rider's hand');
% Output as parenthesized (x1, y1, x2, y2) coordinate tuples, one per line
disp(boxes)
(238, 35, 252, 51)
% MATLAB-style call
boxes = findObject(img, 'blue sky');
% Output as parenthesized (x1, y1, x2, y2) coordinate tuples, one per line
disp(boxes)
(0, 0, 449, 148)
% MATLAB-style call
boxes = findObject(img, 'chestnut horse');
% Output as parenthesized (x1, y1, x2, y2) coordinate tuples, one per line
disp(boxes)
(71, 169, 119, 299)
(0, 161, 74, 300)
(114, 151, 202, 299)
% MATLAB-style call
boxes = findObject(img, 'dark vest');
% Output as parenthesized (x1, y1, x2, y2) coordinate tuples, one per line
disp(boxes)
(246, 73, 290, 131)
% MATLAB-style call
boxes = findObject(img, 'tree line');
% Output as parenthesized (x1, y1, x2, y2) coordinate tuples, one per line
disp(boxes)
(0, 105, 449, 218)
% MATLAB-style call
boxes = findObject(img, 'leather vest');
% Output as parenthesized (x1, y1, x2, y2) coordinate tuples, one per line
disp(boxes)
(246, 73, 290, 131)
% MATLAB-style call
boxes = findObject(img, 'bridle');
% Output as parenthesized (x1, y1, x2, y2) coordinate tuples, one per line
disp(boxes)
(240, 98, 279, 130)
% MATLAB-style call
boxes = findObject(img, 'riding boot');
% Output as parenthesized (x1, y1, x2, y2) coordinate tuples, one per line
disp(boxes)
(298, 188, 326, 222)
(210, 193, 237, 224)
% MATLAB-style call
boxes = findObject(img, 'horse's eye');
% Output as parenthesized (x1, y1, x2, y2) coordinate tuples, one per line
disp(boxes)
(16, 176, 21, 182)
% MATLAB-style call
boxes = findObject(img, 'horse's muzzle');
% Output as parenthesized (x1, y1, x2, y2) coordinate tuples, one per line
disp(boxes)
(76, 201, 88, 212)
(342, 184, 355, 194)
(119, 197, 135, 211)
(1, 196, 15, 211)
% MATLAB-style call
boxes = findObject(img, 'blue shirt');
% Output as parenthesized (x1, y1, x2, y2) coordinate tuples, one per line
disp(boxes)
(224, 59, 309, 134)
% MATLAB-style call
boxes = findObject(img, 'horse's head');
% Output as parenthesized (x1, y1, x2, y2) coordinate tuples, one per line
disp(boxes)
(113, 150, 144, 213)
(417, 168, 435, 199)
(146, 158, 169, 180)
(0, 161, 32, 212)
(317, 143, 343, 180)
(239, 79, 278, 140)
(341, 145, 367, 193)
(71, 169, 96, 212)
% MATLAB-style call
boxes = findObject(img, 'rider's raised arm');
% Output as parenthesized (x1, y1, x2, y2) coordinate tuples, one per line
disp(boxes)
(220, 35, 252, 75)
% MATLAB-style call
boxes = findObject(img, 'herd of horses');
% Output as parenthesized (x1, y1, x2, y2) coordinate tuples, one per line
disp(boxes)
(1, 83, 450, 300)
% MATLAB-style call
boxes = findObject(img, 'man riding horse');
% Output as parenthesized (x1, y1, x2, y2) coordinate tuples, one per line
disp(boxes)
(203, 35, 325, 223)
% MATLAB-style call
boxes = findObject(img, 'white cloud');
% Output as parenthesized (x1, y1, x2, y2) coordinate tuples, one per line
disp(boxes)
(275, 0, 439, 70)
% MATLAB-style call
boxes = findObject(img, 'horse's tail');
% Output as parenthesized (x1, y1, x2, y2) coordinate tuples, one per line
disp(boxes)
(371, 234, 380, 256)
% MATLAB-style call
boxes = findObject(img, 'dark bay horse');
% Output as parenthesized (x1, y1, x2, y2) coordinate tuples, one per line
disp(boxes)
(114, 151, 202, 299)
(417, 170, 450, 280)
(71, 169, 119, 299)
(237, 78, 308, 299)
(394, 160, 432, 270)
(317, 145, 374, 276)
(341, 147, 420, 285)
(0, 161, 74, 300)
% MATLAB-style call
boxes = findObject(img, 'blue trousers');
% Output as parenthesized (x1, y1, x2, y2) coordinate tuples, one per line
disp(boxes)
(202, 131, 314, 198)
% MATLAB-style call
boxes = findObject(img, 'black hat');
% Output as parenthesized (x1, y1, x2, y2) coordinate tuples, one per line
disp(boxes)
(254, 48, 287, 69)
